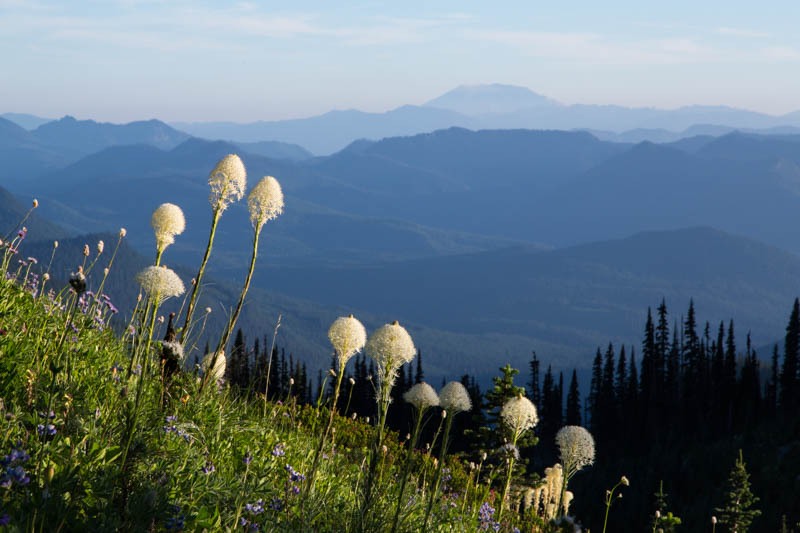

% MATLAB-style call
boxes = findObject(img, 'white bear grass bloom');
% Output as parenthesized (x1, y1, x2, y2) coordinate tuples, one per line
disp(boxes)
(366, 321, 416, 390)
(151, 203, 186, 257)
(209, 154, 246, 212)
(248, 176, 284, 230)
(328, 314, 367, 370)
(439, 381, 472, 414)
(134, 265, 185, 303)
(403, 382, 439, 411)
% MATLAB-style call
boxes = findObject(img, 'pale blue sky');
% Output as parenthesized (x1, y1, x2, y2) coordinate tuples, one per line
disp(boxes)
(2, 0, 799, 122)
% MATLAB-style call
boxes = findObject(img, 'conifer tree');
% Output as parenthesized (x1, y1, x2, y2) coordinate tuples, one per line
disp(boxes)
(780, 299, 800, 415)
(655, 300, 671, 393)
(716, 450, 761, 533)
(589, 348, 603, 432)
(566, 369, 581, 426)
(641, 308, 656, 403)
(415, 350, 424, 384)
(528, 351, 541, 407)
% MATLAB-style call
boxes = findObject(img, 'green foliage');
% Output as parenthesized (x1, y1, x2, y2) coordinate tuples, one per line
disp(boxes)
(652, 481, 681, 532)
(0, 270, 560, 532)
(716, 450, 761, 533)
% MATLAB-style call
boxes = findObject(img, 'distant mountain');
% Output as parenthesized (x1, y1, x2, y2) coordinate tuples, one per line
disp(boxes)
(225, 226, 800, 375)
(524, 133, 800, 252)
(1, 112, 53, 130)
(32, 116, 190, 156)
(173, 106, 478, 155)
(21, 138, 526, 270)
(582, 124, 800, 144)
(234, 140, 313, 161)
(0, 116, 193, 188)
(423, 84, 557, 115)
(171, 85, 800, 153)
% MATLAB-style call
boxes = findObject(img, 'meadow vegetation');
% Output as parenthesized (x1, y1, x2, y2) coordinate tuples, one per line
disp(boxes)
(0, 155, 778, 532)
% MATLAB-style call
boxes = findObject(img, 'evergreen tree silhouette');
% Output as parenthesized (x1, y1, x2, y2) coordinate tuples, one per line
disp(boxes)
(780, 298, 800, 416)
(566, 369, 581, 426)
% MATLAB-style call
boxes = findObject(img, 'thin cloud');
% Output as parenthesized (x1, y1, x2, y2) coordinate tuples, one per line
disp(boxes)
(468, 29, 720, 65)
(715, 27, 769, 38)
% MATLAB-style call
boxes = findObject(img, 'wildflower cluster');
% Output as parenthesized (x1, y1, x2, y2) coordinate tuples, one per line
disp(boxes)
(162, 415, 193, 443)
(478, 501, 501, 531)
(0, 445, 31, 488)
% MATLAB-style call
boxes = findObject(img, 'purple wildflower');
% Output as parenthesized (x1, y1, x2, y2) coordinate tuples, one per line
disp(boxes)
(37, 424, 57, 436)
(284, 464, 305, 482)
(200, 461, 215, 475)
(271, 443, 285, 457)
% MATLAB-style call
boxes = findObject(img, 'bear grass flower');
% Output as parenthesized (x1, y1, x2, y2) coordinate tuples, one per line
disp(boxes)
(556, 425, 595, 471)
(209, 154, 246, 212)
(134, 266, 185, 303)
(555, 425, 595, 519)
(366, 321, 416, 389)
(403, 382, 439, 411)
(151, 203, 186, 259)
(439, 381, 472, 414)
(202, 350, 226, 383)
(498, 394, 538, 520)
(501, 394, 539, 438)
(248, 176, 284, 230)
(328, 315, 367, 369)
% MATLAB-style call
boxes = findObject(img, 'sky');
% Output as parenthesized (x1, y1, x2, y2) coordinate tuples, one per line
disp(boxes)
(2, 0, 800, 123)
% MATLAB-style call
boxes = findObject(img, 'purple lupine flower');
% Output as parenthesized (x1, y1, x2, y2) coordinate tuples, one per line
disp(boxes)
(244, 499, 264, 514)
(478, 502, 500, 531)
(0, 514, 10, 526)
(268, 498, 283, 511)
(37, 424, 57, 436)
(200, 461, 215, 475)
(165, 415, 178, 423)
(243, 452, 253, 466)
(271, 443, 285, 457)
(38, 410, 55, 419)
(284, 464, 305, 482)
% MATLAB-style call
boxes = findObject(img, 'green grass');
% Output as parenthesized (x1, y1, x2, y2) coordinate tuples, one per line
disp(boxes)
(0, 267, 560, 532)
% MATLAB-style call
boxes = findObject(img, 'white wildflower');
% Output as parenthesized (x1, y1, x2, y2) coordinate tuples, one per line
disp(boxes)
(209, 154, 246, 211)
(365, 321, 416, 388)
(248, 176, 284, 230)
(32, 199, 38, 208)
(119, 228, 127, 238)
(556, 425, 595, 472)
(403, 382, 439, 411)
(500, 394, 538, 438)
(202, 351, 226, 383)
(328, 315, 367, 369)
(96, 240, 104, 254)
(162, 341, 184, 360)
(439, 381, 472, 414)
(53, 241, 58, 248)
(151, 203, 186, 254)
(134, 265, 185, 303)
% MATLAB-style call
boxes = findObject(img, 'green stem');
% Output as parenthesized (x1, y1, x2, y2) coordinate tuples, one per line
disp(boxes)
(423, 414, 453, 530)
(497, 433, 519, 522)
(601, 481, 622, 533)
(390, 405, 426, 533)
(199, 221, 260, 394)
(180, 203, 222, 344)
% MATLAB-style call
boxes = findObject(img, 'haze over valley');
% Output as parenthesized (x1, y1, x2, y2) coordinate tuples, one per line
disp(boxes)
(5, 84, 800, 380)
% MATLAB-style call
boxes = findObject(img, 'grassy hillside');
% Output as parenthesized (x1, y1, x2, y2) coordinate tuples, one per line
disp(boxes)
(0, 236, 571, 533)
